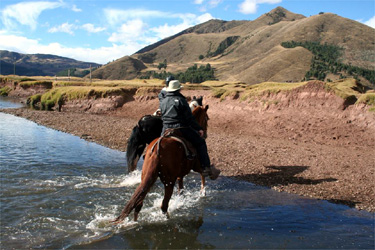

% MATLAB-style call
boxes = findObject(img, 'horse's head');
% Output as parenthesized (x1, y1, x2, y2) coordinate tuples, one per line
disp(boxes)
(189, 96, 204, 112)
(192, 105, 209, 139)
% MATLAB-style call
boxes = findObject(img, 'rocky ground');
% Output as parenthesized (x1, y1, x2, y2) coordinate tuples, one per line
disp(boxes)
(2, 82, 374, 212)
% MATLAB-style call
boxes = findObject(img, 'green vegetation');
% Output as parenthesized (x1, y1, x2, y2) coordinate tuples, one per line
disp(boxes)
(27, 94, 42, 107)
(28, 86, 136, 110)
(157, 59, 168, 70)
(56, 68, 93, 77)
(357, 92, 375, 105)
(211, 88, 227, 98)
(141, 63, 215, 83)
(176, 64, 215, 83)
(0, 86, 12, 96)
(19, 78, 36, 82)
(207, 36, 239, 57)
(241, 82, 306, 101)
(266, 8, 286, 25)
(19, 81, 53, 89)
(325, 78, 361, 100)
(357, 92, 375, 112)
(281, 41, 375, 87)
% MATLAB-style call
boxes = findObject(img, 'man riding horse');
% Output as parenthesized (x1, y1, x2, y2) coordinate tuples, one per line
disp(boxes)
(159, 79, 220, 180)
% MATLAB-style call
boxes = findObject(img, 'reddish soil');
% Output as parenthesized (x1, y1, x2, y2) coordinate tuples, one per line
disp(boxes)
(2, 81, 374, 212)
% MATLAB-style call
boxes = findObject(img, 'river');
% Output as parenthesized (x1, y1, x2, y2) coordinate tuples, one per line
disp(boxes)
(0, 97, 374, 249)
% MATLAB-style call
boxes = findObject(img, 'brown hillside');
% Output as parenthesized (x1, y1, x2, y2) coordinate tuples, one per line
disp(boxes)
(91, 56, 146, 80)
(98, 7, 375, 85)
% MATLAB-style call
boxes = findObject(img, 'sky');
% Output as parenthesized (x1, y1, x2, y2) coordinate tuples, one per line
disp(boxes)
(1, 0, 374, 64)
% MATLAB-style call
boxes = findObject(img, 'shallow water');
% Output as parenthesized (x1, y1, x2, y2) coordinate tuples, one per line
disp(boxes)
(0, 96, 25, 109)
(0, 99, 374, 249)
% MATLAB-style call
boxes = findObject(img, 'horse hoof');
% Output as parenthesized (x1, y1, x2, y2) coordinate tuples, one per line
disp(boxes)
(200, 188, 206, 197)
(163, 212, 170, 219)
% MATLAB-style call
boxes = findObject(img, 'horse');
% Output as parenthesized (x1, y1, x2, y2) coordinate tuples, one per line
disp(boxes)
(126, 96, 203, 173)
(113, 105, 209, 223)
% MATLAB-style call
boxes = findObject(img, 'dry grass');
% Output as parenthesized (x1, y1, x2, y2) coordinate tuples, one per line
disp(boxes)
(4, 74, 374, 111)
(325, 78, 361, 99)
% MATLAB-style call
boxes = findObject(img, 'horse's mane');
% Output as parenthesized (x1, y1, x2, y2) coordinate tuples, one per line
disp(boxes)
(192, 105, 209, 130)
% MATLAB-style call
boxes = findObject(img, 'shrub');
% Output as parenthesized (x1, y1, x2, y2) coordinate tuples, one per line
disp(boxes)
(281, 41, 374, 87)
(0, 86, 12, 96)
(27, 94, 42, 108)
(19, 81, 53, 89)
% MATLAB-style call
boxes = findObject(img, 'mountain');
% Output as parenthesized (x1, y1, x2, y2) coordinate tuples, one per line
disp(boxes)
(0, 50, 101, 76)
(91, 56, 146, 80)
(98, 7, 375, 86)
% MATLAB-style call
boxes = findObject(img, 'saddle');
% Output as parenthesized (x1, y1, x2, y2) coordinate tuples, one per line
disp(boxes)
(150, 128, 196, 160)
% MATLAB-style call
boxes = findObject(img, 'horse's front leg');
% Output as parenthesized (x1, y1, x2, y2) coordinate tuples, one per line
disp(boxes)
(161, 181, 175, 218)
(177, 177, 184, 195)
(134, 201, 143, 221)
(200, 175, 206, 196)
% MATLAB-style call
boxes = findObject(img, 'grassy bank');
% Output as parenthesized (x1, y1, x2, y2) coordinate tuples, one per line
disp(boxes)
(1, 75, 374, 111)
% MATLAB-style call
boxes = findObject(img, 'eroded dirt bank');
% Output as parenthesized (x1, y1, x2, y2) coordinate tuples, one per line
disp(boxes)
(2, 83, 374, 212)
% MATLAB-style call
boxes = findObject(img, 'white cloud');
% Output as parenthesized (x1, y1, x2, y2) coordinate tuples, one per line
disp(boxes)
(0, 6, 216, 64)
(108, 19, 146, 43)
(195, 0, 222, 12)
(48, 22, 76, 35)
(104, 8, 166, 26)
(1, 1, 64, 30)
(48, 22, 106, 34)
(197, 13, 215, 23)
(82, 23, 106, 33)
(258, 0, 282, 3)
(238, 0, 257, 14)
(151, 13, 214, 40)
(72, 4, 82, 12)
(238, 0, 282, 14)
(364, 16, 375, 28)
(0, 33, 141, 64)
(208, 0, 223, 8)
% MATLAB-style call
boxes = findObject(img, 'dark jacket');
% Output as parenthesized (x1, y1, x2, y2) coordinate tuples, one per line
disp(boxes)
(158, 87, 167, 102)
(159, 91, 202, 131)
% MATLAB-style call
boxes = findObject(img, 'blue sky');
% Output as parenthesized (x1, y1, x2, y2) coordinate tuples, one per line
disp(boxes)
(1, 0, 374, 64)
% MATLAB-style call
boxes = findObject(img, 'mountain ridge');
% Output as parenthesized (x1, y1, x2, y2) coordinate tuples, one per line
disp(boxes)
(118, 6, 373, 86)
(0, 50, 101, 77)
(2, 7, 374, 86)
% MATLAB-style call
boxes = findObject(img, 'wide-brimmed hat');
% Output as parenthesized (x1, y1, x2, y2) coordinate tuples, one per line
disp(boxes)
(165, 80, 182, 92)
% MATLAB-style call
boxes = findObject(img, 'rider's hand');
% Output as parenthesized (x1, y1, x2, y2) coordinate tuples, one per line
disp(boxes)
(198, 130, 204, 137)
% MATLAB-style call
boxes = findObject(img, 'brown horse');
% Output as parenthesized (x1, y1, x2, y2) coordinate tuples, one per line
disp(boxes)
(113, 105, 210, 223)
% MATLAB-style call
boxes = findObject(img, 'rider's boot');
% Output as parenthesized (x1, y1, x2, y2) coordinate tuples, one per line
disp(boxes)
(202, 164, 220, 180)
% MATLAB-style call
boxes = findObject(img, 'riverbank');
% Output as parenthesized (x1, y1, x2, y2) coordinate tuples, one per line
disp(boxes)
(1, 86, 374, 212)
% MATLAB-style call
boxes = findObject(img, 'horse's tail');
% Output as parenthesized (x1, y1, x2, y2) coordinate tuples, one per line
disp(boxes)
(114, 145, 159, 222)
(126, 125, 146, 173)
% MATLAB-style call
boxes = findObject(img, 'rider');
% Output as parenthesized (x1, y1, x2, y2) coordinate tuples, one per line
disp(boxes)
(159, 79, 220, 180)
(153, 75, 175, 116)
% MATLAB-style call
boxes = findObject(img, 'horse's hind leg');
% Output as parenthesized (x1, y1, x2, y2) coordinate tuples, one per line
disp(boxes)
(161, 182, 175, 218)
(177, 177, 184, 195)
(200, 175, 206, 196)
